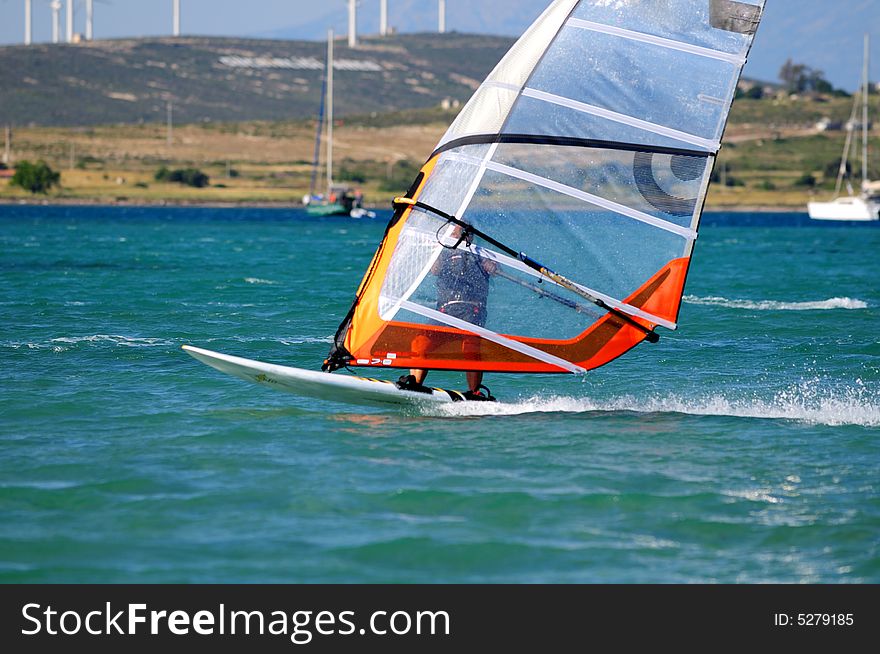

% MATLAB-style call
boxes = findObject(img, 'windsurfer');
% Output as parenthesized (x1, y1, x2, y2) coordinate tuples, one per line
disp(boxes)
(397, 225, 498, 400)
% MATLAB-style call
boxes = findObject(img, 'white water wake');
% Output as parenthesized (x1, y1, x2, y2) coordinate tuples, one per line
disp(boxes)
(427, 383, 880, 427)
(684, 296, 868, 311)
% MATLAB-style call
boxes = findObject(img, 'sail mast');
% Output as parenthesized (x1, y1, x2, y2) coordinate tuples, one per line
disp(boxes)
(308, 59, 328, 199)
(326, 29, 334, 195)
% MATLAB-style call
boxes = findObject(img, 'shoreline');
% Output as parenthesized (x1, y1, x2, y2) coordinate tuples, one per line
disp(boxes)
(0, 197, 809, 213)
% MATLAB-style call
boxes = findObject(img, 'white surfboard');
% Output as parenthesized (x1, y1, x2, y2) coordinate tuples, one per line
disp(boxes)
(182, 345, 479, 408)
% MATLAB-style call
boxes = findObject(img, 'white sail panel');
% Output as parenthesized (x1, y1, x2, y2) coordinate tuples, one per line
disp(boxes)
(437, 85, 519, 145)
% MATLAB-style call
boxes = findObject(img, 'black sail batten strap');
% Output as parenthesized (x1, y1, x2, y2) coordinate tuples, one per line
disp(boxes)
(430, 133, 715, 160)
(393, 197, 660, 343)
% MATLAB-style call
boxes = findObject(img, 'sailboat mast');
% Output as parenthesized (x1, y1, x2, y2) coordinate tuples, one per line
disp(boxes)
(863, 33, 869, 189)
(326, 29, 334, 195)
(308, 61, 328, 199)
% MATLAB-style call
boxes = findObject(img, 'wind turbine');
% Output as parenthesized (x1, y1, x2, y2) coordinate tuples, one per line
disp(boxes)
(66, 0, 73, 42)
(173, 0, 180, 37)
(438, 0, 446, 34)
(379, 0, 387, 37)
(24, 0, 32, 45)
(86, 0, 93, 40)
(348, 0, 357, 48)
(50, 0, 61, 43)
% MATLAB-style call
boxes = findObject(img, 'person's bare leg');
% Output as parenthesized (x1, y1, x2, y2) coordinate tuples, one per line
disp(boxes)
(466, 371, 482, 393)
(411, 369, 428, 384)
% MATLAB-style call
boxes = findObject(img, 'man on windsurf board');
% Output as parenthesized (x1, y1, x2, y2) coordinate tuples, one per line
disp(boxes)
(396, 225, 498, 401)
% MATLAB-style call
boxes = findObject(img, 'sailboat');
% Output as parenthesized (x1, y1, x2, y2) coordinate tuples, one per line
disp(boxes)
(186, 0, 766, 407)
(304, 29, 376, 219)
(808, 34, 880, 221)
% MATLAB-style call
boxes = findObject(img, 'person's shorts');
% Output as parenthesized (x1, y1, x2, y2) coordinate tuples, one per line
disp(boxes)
(439, 301, 487, 328)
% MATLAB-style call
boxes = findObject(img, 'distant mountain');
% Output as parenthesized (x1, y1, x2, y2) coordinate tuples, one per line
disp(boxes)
(257, 1, 545, 43)
(261, 0, 880, 93)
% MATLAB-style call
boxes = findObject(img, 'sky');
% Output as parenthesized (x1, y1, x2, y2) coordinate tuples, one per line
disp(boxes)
(0, 0, 877, 92)
(0, 0, 329, 43)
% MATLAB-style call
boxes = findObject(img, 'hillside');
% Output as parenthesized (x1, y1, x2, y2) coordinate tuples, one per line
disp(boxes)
(1, 1, 877, 93)
(0, 33, 514, 127)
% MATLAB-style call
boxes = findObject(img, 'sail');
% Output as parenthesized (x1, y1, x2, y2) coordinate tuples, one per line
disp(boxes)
(325, 0, 765, 374)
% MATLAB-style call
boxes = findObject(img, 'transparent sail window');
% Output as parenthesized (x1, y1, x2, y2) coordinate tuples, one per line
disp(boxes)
(386, 234, 610, 344)
(527, 25, 739, 144)
(502, 93, 715, 153)
(488, 142, 711, 229)
(460, 169, 689, 303)
(571, 0, 762, 58)
(418, 144, 492, 216)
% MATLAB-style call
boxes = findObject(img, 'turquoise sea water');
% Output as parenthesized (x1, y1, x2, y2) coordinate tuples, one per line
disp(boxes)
(1, 205, 878, 583)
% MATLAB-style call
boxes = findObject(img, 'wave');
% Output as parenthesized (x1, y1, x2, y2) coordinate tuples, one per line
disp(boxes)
(279, 336, 333, 345)
(426, 384, 880, 427)
(49, 335, 173, 347)
(3, 335, 175, 350)
(683, 295, 868, 311)
(243, 277, 278, 285)
(6, 333, 331, 352)
(223, 335, 332, 345)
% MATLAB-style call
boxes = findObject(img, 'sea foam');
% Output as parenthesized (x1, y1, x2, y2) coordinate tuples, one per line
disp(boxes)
(49, 335, 173, 347)
(426, 383, 880, 427)
(684, 296, 868, 311)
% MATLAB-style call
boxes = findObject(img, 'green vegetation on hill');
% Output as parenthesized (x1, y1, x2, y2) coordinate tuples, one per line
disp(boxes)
(729, 95, 857, 127)
(9, 160, 60, 194)
(719, 134, 880, 184)
(155, 166, 210, 188)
